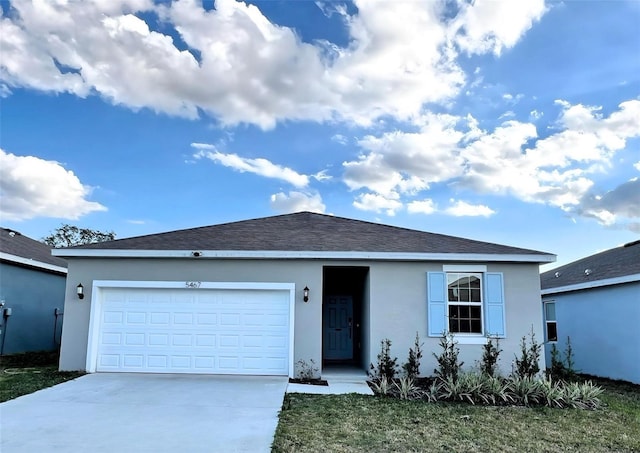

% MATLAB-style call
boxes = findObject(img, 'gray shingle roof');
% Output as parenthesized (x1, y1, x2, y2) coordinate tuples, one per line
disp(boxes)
(541, 239, 640, 290)
(64, 212, 551, 257)
(0, 228, 67, 269)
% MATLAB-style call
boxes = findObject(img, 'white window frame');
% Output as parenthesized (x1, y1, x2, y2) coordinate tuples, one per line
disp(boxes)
(446, 271, 484, 337)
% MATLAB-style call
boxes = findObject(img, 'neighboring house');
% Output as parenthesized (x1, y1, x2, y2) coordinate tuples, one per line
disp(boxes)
(53, 212, 554, 377)
(0, 228, 68, 355)
(541, 240, 640, 384)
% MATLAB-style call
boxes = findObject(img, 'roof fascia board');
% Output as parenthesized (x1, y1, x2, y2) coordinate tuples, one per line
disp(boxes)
(541, 273, 640, 295)
(0, 252, 68, 274)
(52, 249, 556, 263)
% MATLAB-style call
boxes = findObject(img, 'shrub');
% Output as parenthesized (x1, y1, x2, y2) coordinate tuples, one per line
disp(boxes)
(513, 327, 542, 378)
(509, 375, 543, 406)
(370, 376, 391, 395)
(393, 376, 420, 400)
(433, 333, 464, 381)
(402, 332, 423, 379)
(546, 336, 577, 382)
(539, 377, 566, 408)
(563, 380, 603, 410)
(370, 338, 398, 380)
(480, 336, 502, 377)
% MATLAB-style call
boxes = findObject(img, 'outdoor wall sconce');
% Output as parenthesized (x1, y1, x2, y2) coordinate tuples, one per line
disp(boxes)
(77, 283, 84, 300)
(303, 286, 310, 303)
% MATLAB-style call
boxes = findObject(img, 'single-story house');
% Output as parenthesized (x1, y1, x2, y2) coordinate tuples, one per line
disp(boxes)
(54, 212, 555, 377)
(0, 228, 67, 355)
(541, 240, 640, 384)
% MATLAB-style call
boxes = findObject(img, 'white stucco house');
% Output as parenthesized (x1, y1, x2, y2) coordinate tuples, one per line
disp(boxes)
(53, 212, 555, 378)
(541, 240, 640, 384)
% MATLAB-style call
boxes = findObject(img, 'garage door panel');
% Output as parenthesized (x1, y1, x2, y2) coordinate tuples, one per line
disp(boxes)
(96, 287, 290, 375)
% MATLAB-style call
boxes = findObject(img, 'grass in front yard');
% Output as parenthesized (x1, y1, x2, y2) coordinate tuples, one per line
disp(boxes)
(0, 351, 84, 403)
(273, 380, 640, 453)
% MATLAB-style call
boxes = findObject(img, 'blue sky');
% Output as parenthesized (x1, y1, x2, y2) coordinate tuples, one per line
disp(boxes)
(1, 0, 639, 270)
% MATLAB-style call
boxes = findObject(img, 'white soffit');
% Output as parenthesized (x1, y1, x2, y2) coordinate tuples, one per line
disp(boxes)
(53, 249, 556, 263)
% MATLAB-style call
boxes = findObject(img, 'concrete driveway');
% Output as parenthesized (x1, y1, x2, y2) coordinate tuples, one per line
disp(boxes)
(0, 373, 288, 453)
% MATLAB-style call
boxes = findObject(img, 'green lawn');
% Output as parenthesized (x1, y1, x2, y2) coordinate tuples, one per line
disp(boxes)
(273, 379, 640, 453)
(0, 351, 84, 403)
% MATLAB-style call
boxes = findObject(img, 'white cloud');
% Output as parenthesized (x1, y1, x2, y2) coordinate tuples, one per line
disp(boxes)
(407, 199, 437, 215)
(530, 109, 543, 120)
(353, 193, 402, 216)
(341, 99, 640, 230)
(0, 0, 548, 128)
(0, 148, 107, 221)
(445, 199, 495, 217)
(635, 161, 640, 172)
(270, 191, 325, 214)
(343, 113, 467, 197)
(450, 0, 548, 56)
(193, 147, 309, 188)
(331, 134, 348, 145)
(312, 170, 332, 182)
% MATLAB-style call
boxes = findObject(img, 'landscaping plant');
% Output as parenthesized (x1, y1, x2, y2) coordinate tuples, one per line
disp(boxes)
(547, 336, 577, 382)
(402, 332, 423, 378)
(513, 327, 541, 378)
(369, 338, 398, 380)
(480, 336, 502, 377)
(433, 333, 463, 381)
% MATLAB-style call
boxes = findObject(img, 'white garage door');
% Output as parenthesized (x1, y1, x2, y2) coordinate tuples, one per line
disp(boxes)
(95, 286, 290, 375)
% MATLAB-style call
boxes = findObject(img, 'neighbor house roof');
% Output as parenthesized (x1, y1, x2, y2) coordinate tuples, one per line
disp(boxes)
(53, 212, 555, 263)
(541, 239, 640, 295)
(0, 228, 68, 274)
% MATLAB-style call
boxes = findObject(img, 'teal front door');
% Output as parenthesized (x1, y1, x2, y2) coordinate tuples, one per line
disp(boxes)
(323, 295, 354, 360)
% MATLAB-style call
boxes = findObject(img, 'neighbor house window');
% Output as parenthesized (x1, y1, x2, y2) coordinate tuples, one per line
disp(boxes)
(447, 272, 483, 334)
(544, 301, 557, 342)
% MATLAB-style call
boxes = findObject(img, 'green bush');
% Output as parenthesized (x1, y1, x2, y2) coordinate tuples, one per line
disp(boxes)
(402, 332, 423, 379)
(433, 333, 463, 381)
(513, 327, 542, 378)
(546, 336, 577, 382)
(370, 338, 398, 380)
(480, 336, 502, 377)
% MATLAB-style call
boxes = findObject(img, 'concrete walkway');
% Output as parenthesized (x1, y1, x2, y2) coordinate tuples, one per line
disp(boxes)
(0, 373, 288, 453)
(286, 367, 373, 395)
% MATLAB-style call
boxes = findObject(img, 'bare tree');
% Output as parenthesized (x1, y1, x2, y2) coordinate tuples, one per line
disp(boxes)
(42, 224, 116, 248)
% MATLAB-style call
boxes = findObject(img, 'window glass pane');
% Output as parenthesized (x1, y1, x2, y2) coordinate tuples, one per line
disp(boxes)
(447, 272, 483, 334)
(545, 303, 556, 321)
(547, 322, 558, 342)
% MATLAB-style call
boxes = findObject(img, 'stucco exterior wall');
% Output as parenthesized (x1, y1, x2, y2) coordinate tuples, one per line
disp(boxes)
(60, 257, 544, 377)
(543, 282, 640, 384)
(0, 263, 66, 354)
(367, 262, 544, 376)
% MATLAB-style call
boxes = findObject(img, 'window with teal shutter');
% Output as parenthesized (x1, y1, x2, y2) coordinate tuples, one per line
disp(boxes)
(428, 270, 506, 338)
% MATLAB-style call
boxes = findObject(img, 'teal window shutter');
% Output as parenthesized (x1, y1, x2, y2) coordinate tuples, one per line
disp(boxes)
(485, 273, 506, 337)
(427, 272, 446, 337)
